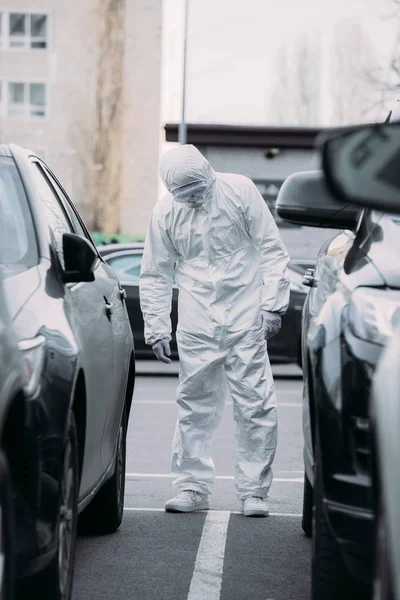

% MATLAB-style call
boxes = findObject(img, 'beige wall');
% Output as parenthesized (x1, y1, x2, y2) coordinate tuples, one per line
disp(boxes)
(0, 0, 162, 236)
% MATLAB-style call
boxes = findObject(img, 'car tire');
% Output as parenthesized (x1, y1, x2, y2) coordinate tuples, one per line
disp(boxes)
(302, 471, 313, 538)
(16, 413, 79, 600)
(0, 451, 15, 600)
(79, 407, 127, 535)
(312, 435, 369, 600)
(373, 494, 395, 600)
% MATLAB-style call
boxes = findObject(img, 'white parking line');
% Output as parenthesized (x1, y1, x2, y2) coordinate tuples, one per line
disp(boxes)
(125, 473, 303, 482)
(187, 510, 230, 600)
(123, 508, 302, 517)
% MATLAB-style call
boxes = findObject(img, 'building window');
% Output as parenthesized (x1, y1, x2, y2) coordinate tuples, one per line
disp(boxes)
(8, 13, 48, 49)
(8, 82, 47, 118)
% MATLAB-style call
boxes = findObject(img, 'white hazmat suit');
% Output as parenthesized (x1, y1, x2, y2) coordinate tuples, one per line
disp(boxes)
(140, 145, 290, 501)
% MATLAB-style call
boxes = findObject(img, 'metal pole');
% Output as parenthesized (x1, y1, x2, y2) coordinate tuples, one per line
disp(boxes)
(178, 0, 189, 145)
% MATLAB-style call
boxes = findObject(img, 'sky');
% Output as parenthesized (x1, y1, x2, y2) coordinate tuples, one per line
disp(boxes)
(161, 0, 400, 127)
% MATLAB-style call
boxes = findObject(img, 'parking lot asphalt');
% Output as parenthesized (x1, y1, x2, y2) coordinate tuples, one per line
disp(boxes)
(73, 362, 311, 600)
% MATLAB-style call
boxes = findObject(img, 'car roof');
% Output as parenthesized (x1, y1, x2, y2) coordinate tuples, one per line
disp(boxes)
(98, 242, 144, 255)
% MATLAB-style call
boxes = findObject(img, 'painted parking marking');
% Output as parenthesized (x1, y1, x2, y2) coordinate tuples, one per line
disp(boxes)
(187, 510, 230, 600)
(122, 507, 301, 600)
(125, 472, 303, 482)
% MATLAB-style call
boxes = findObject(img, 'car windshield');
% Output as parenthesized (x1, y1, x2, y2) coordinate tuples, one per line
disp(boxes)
(0, 157, 38, 270)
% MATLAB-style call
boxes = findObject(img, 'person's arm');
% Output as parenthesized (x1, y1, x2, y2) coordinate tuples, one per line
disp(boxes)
(244, 179, 290, 314)
(139, 206, 178, 346)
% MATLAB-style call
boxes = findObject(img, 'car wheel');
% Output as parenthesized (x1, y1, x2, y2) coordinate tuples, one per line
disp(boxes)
(0, 451, 15, 600)
(373, 494, 395, 600)
(312, 435, 370, 600)
(16, 413, 79, 600)
(79, 407, 127, 535)
(302, 471, 313, 538)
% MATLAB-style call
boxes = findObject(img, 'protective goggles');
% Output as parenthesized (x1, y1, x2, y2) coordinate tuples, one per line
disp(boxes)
(172, 181, 209, 205)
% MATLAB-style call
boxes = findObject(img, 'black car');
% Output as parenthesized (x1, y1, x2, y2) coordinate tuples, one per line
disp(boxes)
(0, 144, 135, 599)
(98, 242, 308, 365)
(323, 121, 400, 600)
(0, 268, 25, 600)
(276, 123, 400, 599)
(371, 327, 400, 600)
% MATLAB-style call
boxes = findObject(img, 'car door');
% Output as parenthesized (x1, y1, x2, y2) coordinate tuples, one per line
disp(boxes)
(104, 250, 145, 352)
(301, 229, 354, 482)
(29, 160, 117, 495)
(105, 249, 179, 357)
(36, 162, 130, 473)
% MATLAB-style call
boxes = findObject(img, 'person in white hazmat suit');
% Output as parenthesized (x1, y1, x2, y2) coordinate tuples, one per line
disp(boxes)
(139, 144, 290, 517)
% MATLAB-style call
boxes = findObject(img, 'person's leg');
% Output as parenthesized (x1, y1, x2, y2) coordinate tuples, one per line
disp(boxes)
(225, 325, 277, 502)
(171, 330, 226, 498)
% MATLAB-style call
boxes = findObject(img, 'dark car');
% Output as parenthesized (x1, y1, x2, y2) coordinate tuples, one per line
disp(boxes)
(322, 120, 400, 600)
(0, 268, 26, 600)
(98, 242, 308, 365)
(276, 122, 400, 599)
(0, 144, 135, 599)
(371, 328, 400, 600)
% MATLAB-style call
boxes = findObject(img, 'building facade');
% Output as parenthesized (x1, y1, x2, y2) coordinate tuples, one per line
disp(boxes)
(0, 0, 162, 236)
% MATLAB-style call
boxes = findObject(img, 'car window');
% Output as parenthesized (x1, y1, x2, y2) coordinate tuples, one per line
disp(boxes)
(0, 157, 38, 270)
(31, 162, 73, 268)
(107, 253, 143, 282)
(40, 163, 97, 252)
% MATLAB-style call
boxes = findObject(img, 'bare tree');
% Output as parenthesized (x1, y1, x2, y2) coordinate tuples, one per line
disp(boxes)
(91, 0, 126, 233)
(293, 33, 322, 125)
(381, 0, 400, 95)
(329, 18, 381, 125)
(354, 0, 400, 118)
(68, 0, 126, 233)
(268, 32, 322, 126)
(267, 45, 291, 124)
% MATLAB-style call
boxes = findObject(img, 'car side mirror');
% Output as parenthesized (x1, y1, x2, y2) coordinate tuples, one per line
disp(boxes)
(276, 170, 360, 229)
(322, 122, 400, 214)
(62, 233, 97, 283)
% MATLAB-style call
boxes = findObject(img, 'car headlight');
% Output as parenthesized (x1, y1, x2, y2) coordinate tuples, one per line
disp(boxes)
(348, 288, 400, 345)
(18, 335, 46, 396)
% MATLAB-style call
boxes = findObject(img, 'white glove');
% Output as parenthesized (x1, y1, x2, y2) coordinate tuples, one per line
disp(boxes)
(260, 311, 282, 340)
(152, 339, 172, 364)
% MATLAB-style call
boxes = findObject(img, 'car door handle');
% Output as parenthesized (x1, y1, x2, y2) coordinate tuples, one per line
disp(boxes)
(104, 300, 113, 317)
(302, 269, 317, 288)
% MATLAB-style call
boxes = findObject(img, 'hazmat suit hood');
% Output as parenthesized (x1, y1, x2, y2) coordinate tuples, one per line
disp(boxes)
(159, 144, 216, 194)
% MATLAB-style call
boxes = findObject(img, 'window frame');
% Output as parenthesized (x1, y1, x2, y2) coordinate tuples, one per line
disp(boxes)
(30, 159, 75, 269)
(3, 11, 50, 51)
(36, 159, 100, 262)
(0, 156, 39, 270)
(5, 80, 48, 119)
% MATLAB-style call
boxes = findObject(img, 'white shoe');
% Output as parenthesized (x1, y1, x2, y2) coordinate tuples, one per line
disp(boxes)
(165, 490, 209, 513)
(243, 497, 269, 517)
